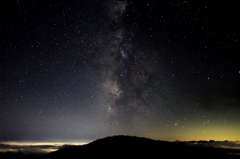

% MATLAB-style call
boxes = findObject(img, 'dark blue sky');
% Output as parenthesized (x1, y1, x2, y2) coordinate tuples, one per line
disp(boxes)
(0, 0, 240, 142)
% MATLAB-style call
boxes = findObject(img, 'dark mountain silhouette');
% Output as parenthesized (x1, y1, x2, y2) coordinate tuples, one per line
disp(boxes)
(41, 135, 239, 159)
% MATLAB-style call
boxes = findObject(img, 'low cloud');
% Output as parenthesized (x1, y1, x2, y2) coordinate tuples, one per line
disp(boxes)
(0, 143, 60, 154)
(187, 141, 240, 150)
(208, 141, 240, 149)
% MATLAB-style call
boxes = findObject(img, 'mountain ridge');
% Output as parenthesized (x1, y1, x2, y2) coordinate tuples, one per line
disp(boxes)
(41, 135, 239, 158)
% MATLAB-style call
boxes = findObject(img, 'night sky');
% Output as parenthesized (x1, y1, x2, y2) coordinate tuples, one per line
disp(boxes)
(0, 0, 240, 143)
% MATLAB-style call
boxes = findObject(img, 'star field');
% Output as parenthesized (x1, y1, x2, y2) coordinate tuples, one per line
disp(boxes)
(0, 0, 240, 143)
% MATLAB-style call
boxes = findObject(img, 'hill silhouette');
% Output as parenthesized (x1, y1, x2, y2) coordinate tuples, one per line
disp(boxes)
(41, 135, 239, 159)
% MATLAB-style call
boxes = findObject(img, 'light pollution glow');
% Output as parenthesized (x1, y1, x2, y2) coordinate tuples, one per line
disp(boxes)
(0, 142, 88, 153)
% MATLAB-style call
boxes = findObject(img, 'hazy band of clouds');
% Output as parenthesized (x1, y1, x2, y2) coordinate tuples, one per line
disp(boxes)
(0, 143, 75, 153)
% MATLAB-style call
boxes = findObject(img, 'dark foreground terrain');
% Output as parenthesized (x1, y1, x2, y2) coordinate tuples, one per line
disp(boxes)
(1, 136, 239, 159)
(41, 136, 239, 159)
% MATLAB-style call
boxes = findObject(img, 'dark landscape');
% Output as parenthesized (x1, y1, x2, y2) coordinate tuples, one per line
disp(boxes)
(1, 136, 240, 159)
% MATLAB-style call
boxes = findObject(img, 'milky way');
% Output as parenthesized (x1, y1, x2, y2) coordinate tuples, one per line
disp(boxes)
(0, 0, 239, 142)
(93, 0, 171, 130)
